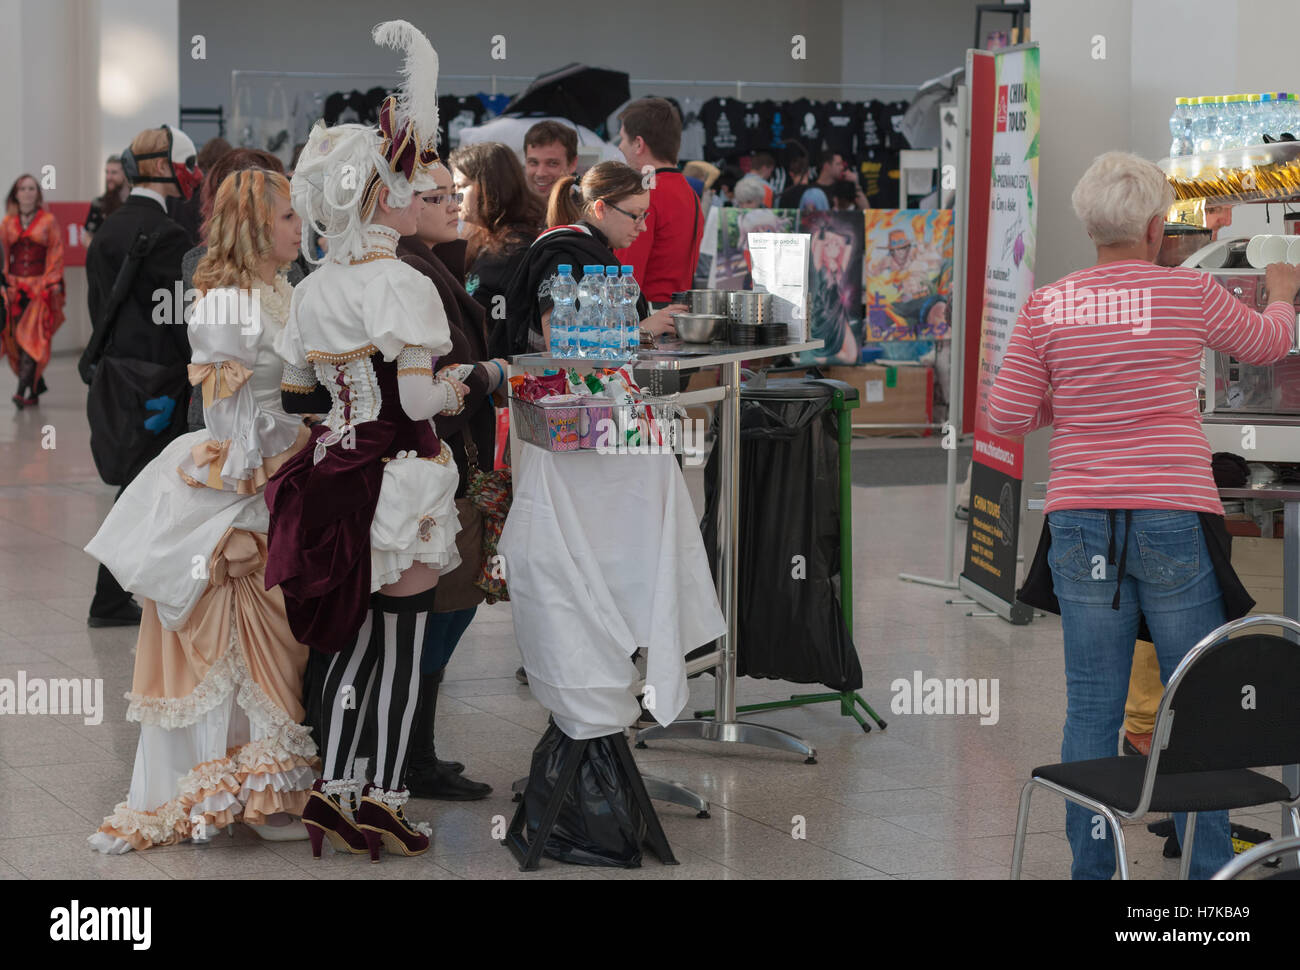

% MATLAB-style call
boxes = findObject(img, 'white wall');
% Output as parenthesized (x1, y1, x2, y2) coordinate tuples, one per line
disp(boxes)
(181, 0, 849, 126)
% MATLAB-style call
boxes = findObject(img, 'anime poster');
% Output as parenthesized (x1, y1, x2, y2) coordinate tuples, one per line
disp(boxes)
(797, 210, 865, 365)
(863, 209, 954, 342)
(708, 207, 799, 291)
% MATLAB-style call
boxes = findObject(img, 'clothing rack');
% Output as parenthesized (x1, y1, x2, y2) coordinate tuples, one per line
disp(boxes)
(231, 69, 921, 108)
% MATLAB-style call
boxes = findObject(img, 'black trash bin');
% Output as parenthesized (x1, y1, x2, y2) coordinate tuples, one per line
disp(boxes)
(700, 378, 863, 692)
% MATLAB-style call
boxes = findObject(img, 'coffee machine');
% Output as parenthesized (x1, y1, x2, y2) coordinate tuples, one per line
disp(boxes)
(1182, 237, 1300, 460)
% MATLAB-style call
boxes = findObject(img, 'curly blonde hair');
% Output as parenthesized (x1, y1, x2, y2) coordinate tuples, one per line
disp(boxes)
(192, 168, 291, 294)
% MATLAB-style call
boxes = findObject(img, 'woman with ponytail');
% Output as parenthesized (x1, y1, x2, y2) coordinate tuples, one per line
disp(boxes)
(86, 169, 320, 852)
(504, 161, 686, 355)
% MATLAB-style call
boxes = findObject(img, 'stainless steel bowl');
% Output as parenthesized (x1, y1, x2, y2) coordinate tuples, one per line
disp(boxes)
(727, 291, 774, 323)
(671, 312, 729, 343)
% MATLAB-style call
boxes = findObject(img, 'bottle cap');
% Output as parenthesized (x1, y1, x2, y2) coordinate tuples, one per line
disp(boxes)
(606, 266, 619, 274)
(558, 264, 572, 273)
(1175, 97, 1190, 106)
(621, 265, 634, 274)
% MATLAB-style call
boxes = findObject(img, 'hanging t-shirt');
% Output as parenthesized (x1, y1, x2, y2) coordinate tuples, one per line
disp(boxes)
(476, 92, 512, 116)
(821, 100, 857, 158)
(765, 100, 790, 151)
(787, 98, 825, 163)
(859, 149, 901, 208)
(678, 96, 707, 160)
(438, 95, 486, 152)
(700, 97, 746, 161)
(740, 101, 768, 154)
(855, 99, 887, 152)
(884, 100, 911, 151)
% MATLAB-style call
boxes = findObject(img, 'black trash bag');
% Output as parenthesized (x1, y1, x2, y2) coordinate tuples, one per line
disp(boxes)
(523, 721, 647, 868)
(701, 380, 863, 691)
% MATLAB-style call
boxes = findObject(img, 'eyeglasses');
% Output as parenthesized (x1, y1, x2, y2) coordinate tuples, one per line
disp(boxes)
(604, 200, 648, 225)
(422, 191, 463, 206)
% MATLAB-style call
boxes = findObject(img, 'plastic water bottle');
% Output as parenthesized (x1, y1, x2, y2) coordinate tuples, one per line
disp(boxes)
(600, 267, 621, 359)
(1169, 97, 1193, 157)
(550, 264, 577, 358)
(1214, 95, 1237, 150)
(575, 266, 601, 358)
(620, 266, 641, 357)
(1191, 97, 1213, 155)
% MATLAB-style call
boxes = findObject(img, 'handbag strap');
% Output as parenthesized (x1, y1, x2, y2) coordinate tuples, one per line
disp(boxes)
(462, 434, 479, 469)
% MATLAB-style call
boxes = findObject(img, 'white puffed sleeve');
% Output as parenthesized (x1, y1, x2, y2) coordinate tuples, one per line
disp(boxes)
(362, 261, 453, 362)
(178, 288, 305, 492)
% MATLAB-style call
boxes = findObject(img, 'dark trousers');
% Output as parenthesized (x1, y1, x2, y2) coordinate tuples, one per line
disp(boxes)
(90, 485, 133, 617)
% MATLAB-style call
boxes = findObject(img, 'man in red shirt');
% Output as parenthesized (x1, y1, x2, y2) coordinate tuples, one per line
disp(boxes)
(615, 98, 703, 305)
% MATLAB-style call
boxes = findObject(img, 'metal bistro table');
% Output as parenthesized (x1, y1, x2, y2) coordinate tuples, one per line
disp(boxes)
(512, 339, 824, 764)
(1219, 483, 1300, 859)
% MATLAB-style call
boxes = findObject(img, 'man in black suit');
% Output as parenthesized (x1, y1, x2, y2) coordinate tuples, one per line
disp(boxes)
(83, 126, 197, 627)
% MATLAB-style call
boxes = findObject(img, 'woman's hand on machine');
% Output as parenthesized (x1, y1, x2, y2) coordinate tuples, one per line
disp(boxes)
(1264, 262, 1300, 305)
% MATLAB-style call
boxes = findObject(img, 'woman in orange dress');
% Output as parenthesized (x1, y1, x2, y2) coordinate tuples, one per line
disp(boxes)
(1, 174, 65, 407)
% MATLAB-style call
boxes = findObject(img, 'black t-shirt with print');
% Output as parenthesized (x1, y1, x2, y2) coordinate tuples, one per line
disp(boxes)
(859, 149, 901, 208)
(884, 100, 911, 151)
(700, 97, 747, 161)
(438, 95, 486, 152)
(787, 98, 825, 163)
(855, 99, 888, 153)
(821, 100, 857, 158)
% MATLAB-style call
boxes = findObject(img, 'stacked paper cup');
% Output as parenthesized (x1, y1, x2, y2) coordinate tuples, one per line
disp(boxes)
(1245, 234, 1300, 267)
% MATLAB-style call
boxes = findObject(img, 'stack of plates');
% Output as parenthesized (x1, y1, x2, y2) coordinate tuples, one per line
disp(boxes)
(729, 322, 759, 345)
(757, 324, 787, 346)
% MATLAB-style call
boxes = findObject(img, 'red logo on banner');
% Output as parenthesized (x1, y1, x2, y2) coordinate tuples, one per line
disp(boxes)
(996, 86, 1009, 132)
(47, 202, 92, 268)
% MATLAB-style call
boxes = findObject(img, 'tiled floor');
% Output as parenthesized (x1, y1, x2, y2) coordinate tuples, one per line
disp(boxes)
(0, 357, 1289, 880)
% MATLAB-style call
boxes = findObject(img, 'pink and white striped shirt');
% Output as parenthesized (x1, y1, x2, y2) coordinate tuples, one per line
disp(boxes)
(987, 259, 1295, 514)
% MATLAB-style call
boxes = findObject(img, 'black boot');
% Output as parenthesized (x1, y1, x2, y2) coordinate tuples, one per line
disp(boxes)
(406, 670, 491, 801)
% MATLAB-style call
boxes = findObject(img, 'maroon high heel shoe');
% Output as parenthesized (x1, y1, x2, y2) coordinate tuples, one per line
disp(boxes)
(355, 784, 430, 861)
(302, 779, 369, 859)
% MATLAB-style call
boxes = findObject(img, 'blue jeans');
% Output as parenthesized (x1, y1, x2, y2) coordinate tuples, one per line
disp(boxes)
(420, 606, 477, 675)
(1047, 509, 1232, 880)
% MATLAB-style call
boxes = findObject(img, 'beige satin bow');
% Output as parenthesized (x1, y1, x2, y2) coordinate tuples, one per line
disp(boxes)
(188, 360, 253, 409)
(209, 528, 266, 586)
(190, 438, 232, 490)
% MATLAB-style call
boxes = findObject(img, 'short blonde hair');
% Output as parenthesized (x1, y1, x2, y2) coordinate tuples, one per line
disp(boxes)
(192, 168, 291, 294)
(1071, 151, 1174, 246)
(129, 128, 174, 183)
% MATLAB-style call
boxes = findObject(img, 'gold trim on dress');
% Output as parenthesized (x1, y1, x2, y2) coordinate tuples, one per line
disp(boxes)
(305, 344, 379, 363)
(396, 367, 434, 377)
(281, 379, 317, 393)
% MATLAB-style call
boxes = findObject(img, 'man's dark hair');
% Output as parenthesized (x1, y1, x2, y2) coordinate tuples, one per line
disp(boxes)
(751, 151, 776, 170)
(787, 154, 810, 179)
(716, 165, 744, 193)
(523, 121, 578, 164)
(618, 97, 682, 163)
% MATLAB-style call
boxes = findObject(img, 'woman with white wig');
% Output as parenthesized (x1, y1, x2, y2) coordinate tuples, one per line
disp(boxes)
(989, 150, 1300, 879)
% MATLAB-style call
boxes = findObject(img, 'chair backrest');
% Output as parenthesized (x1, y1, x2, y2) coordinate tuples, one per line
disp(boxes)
(1149, 615, 1300, 778)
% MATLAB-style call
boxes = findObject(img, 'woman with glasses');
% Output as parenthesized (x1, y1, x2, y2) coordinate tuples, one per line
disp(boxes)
(448, 142, 543, 358)
(505, 161, 686, 354)
(391, 163, 504, 801)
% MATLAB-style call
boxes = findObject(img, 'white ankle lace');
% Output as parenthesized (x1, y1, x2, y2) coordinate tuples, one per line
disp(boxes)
(367, 787, 432, 837)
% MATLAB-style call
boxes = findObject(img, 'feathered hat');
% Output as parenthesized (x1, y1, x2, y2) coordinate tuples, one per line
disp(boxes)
(289, 19, 442, 264)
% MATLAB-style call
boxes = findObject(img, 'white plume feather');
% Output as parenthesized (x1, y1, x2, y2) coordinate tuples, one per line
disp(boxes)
(372, 20, 440, 149)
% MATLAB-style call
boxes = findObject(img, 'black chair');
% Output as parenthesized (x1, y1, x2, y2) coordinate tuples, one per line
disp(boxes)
(1012, 614, 1300, 880)
(1212, 834, 1300, 879)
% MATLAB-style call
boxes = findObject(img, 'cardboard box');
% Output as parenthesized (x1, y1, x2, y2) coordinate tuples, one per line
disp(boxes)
(821, 364, 934, 437)
(1231, 536, 1284, 615)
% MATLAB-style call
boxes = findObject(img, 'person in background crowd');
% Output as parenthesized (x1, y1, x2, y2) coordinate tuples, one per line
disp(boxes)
(714, 165, 743, 206)
(396, 161, 505, 800)
(750, 151, 777, 185)
(84, 155, 130, 239)
(84, 126, 198, 628)
(615, 97, 704, 305)
(2, 175, 65, 409)
(777, 149, 821, 209)
(181, 148, 303, 433)
(682, 160, 721, 209)
(506, 161, 684, 354)
(167, 137, 231, 246)
(830, 178, 869, 212)
(733, 173, 773, 209)
(449, 141, 544, 358)
(989, 150, 1300, 879)
(523, 120, 578, 199)
(86, 168, 317, 853)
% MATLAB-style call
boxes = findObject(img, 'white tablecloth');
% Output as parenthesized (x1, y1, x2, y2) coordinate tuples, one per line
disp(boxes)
(499, 445, 726, 739)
